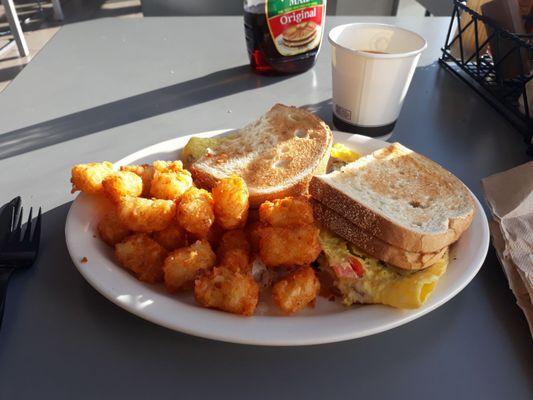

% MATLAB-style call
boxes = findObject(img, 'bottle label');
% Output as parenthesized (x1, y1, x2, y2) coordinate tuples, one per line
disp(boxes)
(265, 0, 325, 56)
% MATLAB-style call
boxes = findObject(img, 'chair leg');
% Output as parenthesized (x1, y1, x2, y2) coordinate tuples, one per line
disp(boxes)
(0, 0, 29, 57)
(50, 0, 64, 20)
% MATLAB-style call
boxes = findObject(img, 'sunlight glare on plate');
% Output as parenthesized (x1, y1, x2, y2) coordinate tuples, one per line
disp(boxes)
(116, 294, 154, 310)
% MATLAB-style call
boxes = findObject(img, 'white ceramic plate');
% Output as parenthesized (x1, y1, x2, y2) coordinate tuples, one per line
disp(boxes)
(65, 130, 490, 346)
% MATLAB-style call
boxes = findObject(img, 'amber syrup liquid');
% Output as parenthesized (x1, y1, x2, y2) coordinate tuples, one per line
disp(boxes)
(244, 8, 318, 75)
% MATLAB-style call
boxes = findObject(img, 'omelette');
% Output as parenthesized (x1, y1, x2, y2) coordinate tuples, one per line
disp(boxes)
(319, 230, 448, 309)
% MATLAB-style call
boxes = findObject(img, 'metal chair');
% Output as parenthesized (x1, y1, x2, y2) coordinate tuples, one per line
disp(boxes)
(0, 0, 63, 57)
(1, 0, 28, 56)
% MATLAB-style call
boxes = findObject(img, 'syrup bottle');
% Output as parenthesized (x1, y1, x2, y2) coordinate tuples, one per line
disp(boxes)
(244, 0, 327, 75)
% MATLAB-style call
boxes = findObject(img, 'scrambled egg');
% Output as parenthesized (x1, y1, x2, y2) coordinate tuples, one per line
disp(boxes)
(330, 143, 360, 163)
(319, 230, 448, 309)
(181, 133, 237, 167)
(328, 143, 361, 172)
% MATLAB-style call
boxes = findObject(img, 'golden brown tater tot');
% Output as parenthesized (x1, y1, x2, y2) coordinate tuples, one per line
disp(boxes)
(116, 196, 176, 232)
(258, 225, 321, 268)
(149, 160, 193, 200)
(217, 230, 252, 273)
(71, 162, 114, 194)
(102, 171, 143, 202)
(194, 267, 259, 316)
(212, 175, 249, 230)
(272, 266, 320, 314)
(259, 196, 314, 227)
(163, 240, 216, 292)
(176, 187, 215, 238)
(152, 224, 188, 251)
(120, 164, 155, 197)
(97, 210, 132, 246)
(115, 233, 167, 283)
(150, 172, 192, 200)
(152, 160, 186, 173)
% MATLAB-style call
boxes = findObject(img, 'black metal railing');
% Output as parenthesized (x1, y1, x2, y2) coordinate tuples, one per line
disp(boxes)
(440, 0, 533, 154)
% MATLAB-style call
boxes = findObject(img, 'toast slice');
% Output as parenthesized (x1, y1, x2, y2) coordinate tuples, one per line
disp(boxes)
(309, 143, 474, 253)
(313, 200, 447, 270)
(190, 104, 333, 207)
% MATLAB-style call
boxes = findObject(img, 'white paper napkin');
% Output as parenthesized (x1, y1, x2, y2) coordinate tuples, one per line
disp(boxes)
(482, 161, 533, 335)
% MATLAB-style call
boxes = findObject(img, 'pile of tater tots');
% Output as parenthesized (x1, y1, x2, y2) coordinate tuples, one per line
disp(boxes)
(70, 160, 322, 316)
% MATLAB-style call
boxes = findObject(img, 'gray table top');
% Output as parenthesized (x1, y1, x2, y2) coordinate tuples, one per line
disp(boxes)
(0, 16, 531, 400)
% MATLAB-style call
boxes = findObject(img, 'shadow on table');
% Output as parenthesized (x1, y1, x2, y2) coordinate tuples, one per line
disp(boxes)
(0, 64, 290, 161)
(394, 64, 530, 181)
(1, 202, 532, 398)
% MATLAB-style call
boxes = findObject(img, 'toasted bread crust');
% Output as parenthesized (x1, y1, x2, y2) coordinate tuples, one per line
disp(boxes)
(312, 200, 447, 270)
(190, 104, 333, 207)
(189, 166, 223, 193)
(309, 144, 475, 253)
(310, 177, 472, 252)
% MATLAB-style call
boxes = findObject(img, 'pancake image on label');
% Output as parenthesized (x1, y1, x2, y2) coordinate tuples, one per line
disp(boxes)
(275, 24, 322, 57)
(283, 33, 317, 48)
(282, 21, 318, 48)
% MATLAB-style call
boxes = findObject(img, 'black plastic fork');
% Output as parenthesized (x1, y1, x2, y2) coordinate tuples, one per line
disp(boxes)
(0, 197, 42, 329)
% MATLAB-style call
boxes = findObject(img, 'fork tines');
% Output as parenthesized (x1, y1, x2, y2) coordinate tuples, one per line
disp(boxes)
(8, 206, 42, 247)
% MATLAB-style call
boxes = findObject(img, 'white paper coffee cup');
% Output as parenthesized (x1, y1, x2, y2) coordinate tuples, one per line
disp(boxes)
(329, 23, 427, 136)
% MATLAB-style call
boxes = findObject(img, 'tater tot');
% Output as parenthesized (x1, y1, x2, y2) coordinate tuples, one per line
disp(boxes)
(272, 266, 320, 315)
(176, 187, 215, 238)
(258, 225, 321, 268)
(120, 164, 155, 197)
(71, 162, 114, 194)
(212, 175, 249, 230)
(102, 171, 143, 202)
(97, 210, 132, 246)
(116, 196, 176, 232)
(194, 267, 259, 316)
(217, 230, 252, 273)
(259, 196, 314, 227)
(150, 171, 193, 200)
(150, 160, 193, 200)
(163, 240, 216, 292)
(152, 224, 188, 251)
(153, 160, 186, 173)
(115, 233, 167, 283)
